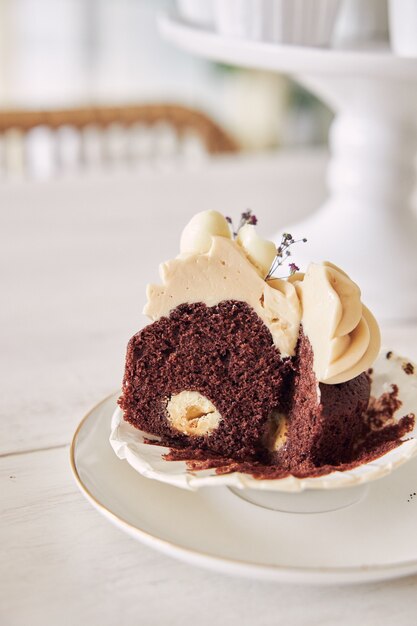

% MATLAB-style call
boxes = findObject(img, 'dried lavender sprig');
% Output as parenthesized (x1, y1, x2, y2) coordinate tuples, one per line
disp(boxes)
(226, 210, 258, 238)
(265, 233, 307, 280)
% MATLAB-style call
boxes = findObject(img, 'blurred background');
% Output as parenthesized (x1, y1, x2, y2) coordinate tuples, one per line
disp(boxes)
(0, 0, 333, 179)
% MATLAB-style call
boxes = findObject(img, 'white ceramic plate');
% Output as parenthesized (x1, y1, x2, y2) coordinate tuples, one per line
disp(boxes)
(109, 351, 417, 493)
(71, 393, 417, 584)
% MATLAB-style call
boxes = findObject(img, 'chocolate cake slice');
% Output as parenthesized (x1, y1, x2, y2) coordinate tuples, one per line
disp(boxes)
(118, 210, 413, 477)
(121, 300, 292, 460)
(273, 331, 371, 471)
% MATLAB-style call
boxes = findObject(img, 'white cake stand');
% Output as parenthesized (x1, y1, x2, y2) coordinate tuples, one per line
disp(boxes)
(159, 13, 417, 321)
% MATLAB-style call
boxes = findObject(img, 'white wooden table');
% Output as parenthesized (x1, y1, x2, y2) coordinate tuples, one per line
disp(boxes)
(2, 151, 417, 626)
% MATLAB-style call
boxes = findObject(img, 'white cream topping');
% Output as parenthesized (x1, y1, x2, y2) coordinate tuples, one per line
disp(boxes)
(293, 262, 381, 385)
(180, 210, 231, 255)
(236, 224, 277, 278)
(144, 211, 381, 385)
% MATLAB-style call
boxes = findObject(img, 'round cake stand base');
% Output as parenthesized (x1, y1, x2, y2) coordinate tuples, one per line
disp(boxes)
(228, 483, 369, 514)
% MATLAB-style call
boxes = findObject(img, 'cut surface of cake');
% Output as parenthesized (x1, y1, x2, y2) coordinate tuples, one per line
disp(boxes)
(119, 211, 414, 477)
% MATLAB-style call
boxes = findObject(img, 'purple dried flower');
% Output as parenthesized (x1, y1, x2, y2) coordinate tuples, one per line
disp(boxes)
(265, 233, 307, 280)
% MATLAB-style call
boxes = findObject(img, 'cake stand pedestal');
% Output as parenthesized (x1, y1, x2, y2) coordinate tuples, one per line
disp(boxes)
(288, 73, 417, 320)
(159, 13, 417, 321)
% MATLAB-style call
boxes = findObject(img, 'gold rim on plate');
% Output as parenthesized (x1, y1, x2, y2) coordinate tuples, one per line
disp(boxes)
(70, 394, 417, 580)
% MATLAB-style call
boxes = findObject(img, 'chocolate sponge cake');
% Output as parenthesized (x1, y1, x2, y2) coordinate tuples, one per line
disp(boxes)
(121, 300, 292, 460)
(274, 331, 371, 471)
(119, 210, 414, 476)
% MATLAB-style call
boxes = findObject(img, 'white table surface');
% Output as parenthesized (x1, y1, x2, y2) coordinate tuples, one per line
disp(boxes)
(2, 150, 417, 626)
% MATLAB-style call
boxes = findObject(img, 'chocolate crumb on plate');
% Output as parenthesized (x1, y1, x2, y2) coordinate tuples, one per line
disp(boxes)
(402, 362, 415, 375)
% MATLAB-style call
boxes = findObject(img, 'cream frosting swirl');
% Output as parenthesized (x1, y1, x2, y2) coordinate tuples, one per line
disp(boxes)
(144, 211, 380, 384)
(293, 262, 381, 384)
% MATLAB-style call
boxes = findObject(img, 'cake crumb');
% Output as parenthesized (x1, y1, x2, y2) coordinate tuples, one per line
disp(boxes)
(365, 384, 401, 430)
(386, 351, 393, 359)
(402, 362, 414, 375)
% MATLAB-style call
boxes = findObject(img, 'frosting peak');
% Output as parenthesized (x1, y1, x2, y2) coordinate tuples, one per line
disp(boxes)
(236, 224, 276, 277)
(180, 210, 231, 255)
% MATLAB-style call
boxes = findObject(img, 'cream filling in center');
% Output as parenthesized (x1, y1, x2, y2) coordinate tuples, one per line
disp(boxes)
(166, 391, 222, 436)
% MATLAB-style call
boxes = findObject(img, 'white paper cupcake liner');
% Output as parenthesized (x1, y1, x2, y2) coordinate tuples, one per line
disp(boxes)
(213, 0, 342, 46)
(110, 350, 417, 493)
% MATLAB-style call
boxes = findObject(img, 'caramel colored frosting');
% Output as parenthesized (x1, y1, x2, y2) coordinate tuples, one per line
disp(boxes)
(144, 211, 381, 384)
(293, 263, 381, 385)
(145, 234, 301, 358)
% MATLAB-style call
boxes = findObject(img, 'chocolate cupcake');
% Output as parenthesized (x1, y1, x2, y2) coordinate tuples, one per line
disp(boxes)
(119, 210, 413, 476)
